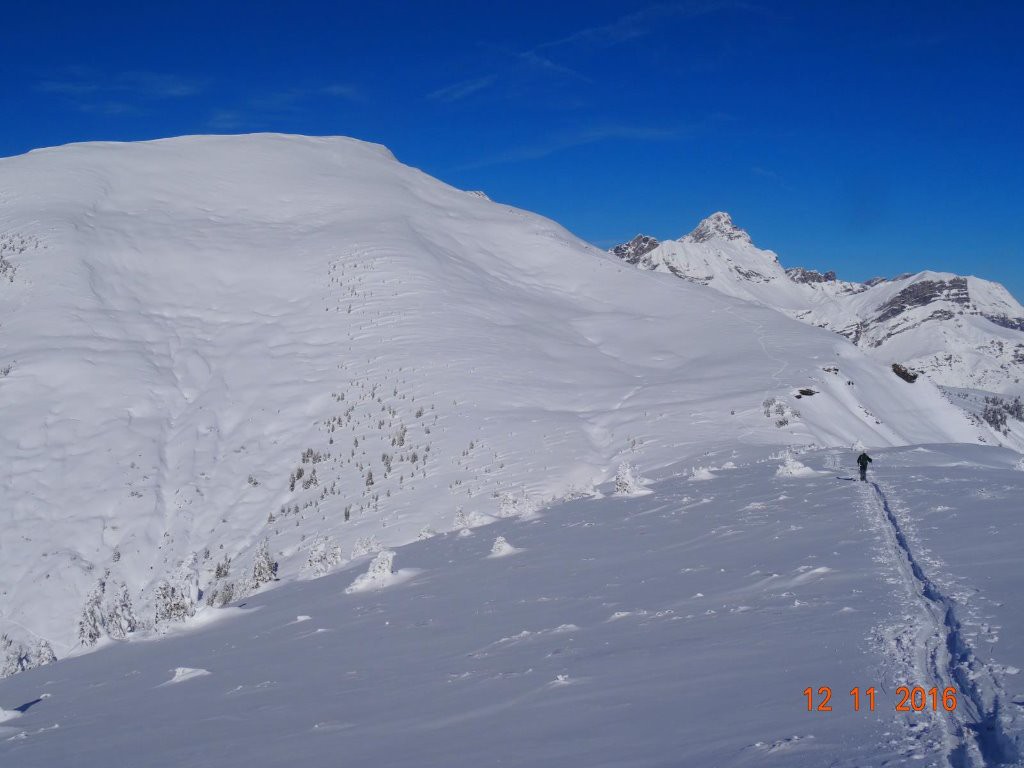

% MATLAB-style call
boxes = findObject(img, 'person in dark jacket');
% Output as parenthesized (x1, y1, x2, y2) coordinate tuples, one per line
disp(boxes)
(857, 451, 872, 481)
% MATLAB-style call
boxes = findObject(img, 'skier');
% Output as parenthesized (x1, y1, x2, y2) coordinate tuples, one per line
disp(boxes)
(857, 451, 872, 482)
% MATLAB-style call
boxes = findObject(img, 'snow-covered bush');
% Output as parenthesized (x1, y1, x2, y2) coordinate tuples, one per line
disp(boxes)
(614, 462, 643, 495)
(77, 575, 108, 646)
(498, 490, 536, 517)
(304, 535, 343, 579)
(104, 581, 138, 639)
(345, 550, 396, 594)
(351, 535, 381, 559)
(488, 536, 520, 558)
(154, 581, 195, 625)
(776, 453, 817, 478)
(250, 538, 279, 589)
(154, 554, 202, 626)
(1, 634, 57, 678)
(205, 581, 235, 608)
(205, 557, 236, 607)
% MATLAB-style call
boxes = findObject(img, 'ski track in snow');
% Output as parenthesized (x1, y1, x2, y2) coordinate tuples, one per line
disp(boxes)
(866, 480, 1022, 767)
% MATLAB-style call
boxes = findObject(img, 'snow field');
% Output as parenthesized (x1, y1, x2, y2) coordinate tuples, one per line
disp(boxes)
(3, 445, 1021, 765)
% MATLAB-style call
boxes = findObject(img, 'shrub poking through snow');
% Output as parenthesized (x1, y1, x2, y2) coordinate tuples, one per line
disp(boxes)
(762, 397, 800, 427)
(345, 550, 396, 593)
(614, 461, 642, 495)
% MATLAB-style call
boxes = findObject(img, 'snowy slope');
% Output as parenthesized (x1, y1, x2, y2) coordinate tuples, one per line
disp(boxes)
(612, 214, 1024, 398)
(1, 446, 1022, 767)
(0, 135, 987, 665)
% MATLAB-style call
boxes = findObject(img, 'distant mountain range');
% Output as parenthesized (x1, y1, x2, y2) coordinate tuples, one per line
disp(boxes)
(612, 212, 1024, 398)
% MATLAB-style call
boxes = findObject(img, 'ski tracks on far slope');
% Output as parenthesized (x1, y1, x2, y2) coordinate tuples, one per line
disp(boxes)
(863, 481, 1022, 767)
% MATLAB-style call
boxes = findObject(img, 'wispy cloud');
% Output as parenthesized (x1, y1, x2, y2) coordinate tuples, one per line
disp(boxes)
(459, 124, 683, 170)
(205, 84, 360, 130)
(426, 76, 497, 103)
(516, 50, 591, 83)
(39, 70, 201, 100)
(207, 109, 247, 131)
(322, 84, 359, 100)
(425, 2, 751, 104)
(535, 1, 753, 52)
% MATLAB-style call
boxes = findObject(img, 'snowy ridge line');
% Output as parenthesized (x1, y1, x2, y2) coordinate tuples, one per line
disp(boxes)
(870, 482, 1022, 767)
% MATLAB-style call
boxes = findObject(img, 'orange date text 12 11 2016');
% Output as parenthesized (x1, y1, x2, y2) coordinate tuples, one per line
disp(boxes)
(803, 686, 958, 712)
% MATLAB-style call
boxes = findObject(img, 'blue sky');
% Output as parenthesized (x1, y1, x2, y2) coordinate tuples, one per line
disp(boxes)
(3, 1, 1022, 297)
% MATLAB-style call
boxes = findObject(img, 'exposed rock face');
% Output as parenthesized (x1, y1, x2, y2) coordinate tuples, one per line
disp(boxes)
(986, 315, 1024, 332)
(682, 211, 753, 245)
(874, 278, 969, 323)
(787, 267, 837, 284)
(611, 235, 660, 265)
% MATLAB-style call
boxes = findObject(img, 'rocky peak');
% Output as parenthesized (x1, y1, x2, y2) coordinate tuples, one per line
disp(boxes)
(787, 267, 837, 284)
(611, 234, 661, 265)
(682, 212, 753, 245)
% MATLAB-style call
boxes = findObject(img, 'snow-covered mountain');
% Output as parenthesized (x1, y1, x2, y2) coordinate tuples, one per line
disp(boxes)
(0, 136, 992, 662)
(1, 135, 1023, 767)
(612, 213, 1024, 403)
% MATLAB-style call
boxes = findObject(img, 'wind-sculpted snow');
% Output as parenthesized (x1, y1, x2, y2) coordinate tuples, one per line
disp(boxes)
(1, 446, 1022, 766)
(0, 135, 986, 663)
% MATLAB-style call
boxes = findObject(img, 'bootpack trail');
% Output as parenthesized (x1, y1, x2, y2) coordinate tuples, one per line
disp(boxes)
(867, 480, 1022, 767)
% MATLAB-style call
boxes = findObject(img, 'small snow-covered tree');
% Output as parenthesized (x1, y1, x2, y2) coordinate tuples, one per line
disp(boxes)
(351, 535, 381, 559)
(77, 574, 108, 646)
(30, 639, 56, 668)
(304, 535, 343, 578)
(154, 581, 194, 624)
(250, 538, 278, 589)
(614, 461, 641, 495)
(105, 581, 138, 639)
(154, 554, 201, 626)
(205, 555, 237, 607)
(345, 550, 396, 593)
(1, 634, 56, 679)
(214, 556, 231, 580)
(490, 536, 517, 557)
(0, 634, 26, 678)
